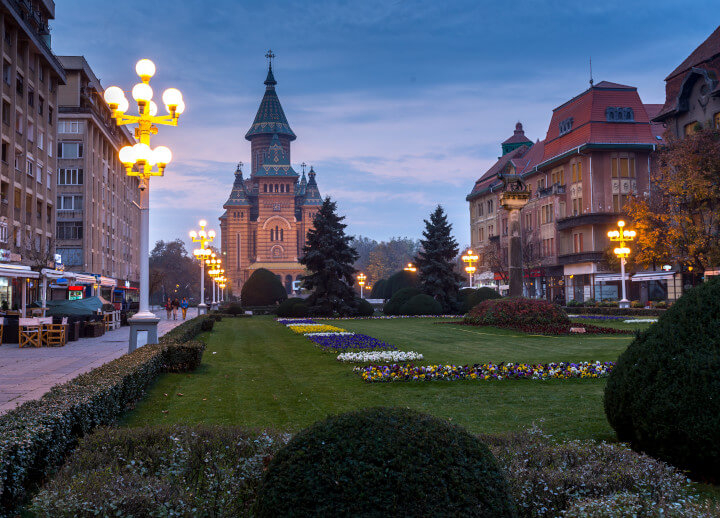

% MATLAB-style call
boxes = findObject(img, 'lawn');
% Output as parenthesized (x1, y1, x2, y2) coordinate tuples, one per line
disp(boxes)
(123, 315, 644, 441)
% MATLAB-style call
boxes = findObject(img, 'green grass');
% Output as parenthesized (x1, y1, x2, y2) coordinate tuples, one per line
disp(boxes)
(122, 316, 642, 440)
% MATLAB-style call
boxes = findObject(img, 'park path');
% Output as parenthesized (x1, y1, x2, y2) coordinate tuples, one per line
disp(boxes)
(0, 308, 198, 415)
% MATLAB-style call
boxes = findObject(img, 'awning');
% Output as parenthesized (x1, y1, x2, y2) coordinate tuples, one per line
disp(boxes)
(41, 268, 67, 279)
(476, 271, 495, 281)
(632, 272, 676, 282)
(564, 263, 598, 276)
(0, 264, 39, 279)
(99, 276, 116, 287)
(72, 273, 98, 285)
(594, 273, 623, 282)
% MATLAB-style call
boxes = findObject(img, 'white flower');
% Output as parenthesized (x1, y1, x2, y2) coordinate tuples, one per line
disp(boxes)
(336, 351, 424, 363)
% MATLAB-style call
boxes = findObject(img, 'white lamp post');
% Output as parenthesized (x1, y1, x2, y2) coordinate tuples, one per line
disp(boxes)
(190, 220, 215, 314)
(608, 220, 636, 309)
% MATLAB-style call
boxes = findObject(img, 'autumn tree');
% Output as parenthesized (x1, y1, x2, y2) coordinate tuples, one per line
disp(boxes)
(149, 239, 200, 304)
(626, 127, 720, 272)
(365, 237, 420, 284)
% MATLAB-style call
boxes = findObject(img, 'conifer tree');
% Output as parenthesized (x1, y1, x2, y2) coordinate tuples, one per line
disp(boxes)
(415, 205, 461, 312)
(300, 197, 359, 316)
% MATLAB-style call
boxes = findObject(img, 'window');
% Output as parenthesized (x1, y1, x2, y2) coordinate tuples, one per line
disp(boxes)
(487, 199, 494, 213)
(541, 203, 554, 224)
(573, 233, 584, 253)
(38, 96, 43, 116)
(0, 221, 7, 243)
(36, 165, 42, 184)
(48, 106, 53, 125)
(263, 184, 267, 193)
(58, 168, 84, 185)
(26, 159, 33, 177)
(559, 117, 573, 135)
(572, 196, 583, 215)
(27, 120, 33, 142)
(1, 141, 6, 163)
(613, 194, 629, 212)
(15, 110, 22, 134)
(57, 195, 83, 210)
(605, 107, 634, 122)
(577, 162, 582, 182)
(48, 137, 53, 157)
(611, 157, 636, 178)
(478, 227, 484, 242)
(58, 141, 83, 158)
(39, 66, 44, 83)
(58, 120, 83, 133)
(27, 88, 33, 107)
(16, 73, 22, 95)
(37, 130, 43, 150)
(47, 169, 52, 189)
(537, 178, 546, 190)
(57, 221, 83, 240)
(2, 61, 10, 85)
(1, 101, 8, 125)
(524, 212, 532, 230)
(550, 167, 564, 185)
(477, 203, 483, 217)
(684, 122, 698, 136)
(57, 248, 83, 266)
(715, 112, 720, 130)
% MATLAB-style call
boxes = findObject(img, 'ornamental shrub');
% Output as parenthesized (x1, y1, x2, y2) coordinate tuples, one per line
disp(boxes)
(383, 270, 420, 299)
(369, 279, 386, 299)
(253, 407, 516, 517)
(399, 293, 443, 315)
(383, 287, 422, 315)
(240, 268, 287, 306)
(604, 278, 720, 478)
(356, 297, 375, 316)
(465, 297, 569, 328)
(460, 287, 502, 313)
(276, 297, 307, 317)
(224, 302, 244, 315)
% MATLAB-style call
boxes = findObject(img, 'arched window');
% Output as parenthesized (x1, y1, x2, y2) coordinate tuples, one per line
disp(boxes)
(275, 184, 279, 192)
(270, 229, 274, 242)
(280, 228, 284, 241)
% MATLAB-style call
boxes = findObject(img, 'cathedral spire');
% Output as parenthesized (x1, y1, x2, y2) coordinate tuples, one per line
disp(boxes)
(264, 49, 277, 88)
(245, 51, 296, 142)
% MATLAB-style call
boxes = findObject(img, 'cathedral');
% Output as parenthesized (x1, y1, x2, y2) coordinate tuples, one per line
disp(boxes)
(220, 56, 323, 295)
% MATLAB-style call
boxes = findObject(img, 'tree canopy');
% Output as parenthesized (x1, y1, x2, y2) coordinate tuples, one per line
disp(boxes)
(149, 239, 201, 304)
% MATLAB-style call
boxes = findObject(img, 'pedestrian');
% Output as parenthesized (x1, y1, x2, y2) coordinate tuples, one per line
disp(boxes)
(164, 298, 172, 319)
(172, 298, 180, 320)
(180, 297, 189, 320)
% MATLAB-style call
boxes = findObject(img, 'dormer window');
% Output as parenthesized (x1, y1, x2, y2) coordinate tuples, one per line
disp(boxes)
(559, 117, 573, 136)
(605, 107, 634, 122)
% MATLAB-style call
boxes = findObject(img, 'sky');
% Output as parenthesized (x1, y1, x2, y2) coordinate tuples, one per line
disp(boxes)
(50, 0, 718, 251)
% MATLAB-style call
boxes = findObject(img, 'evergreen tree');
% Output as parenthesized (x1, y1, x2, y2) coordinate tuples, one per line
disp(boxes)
(415, 205, 461, 312)
(300, 197, 359, 316)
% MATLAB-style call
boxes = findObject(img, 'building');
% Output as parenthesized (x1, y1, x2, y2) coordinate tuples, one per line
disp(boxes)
(220, 59, 323, 295)
(0, 0, 65, 308)
(55, 56, 140, 294)
(468, 81, 665, 303)
(653, 25, 720, 137)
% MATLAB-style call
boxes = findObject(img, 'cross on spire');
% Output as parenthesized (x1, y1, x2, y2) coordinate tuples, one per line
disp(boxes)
(301, 162, 307, 173)
(237, 161, 243, 173)
(265, 49, 275, 67)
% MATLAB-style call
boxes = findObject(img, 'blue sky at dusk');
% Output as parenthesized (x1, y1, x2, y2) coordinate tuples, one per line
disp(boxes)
(51, 1, 717, 250)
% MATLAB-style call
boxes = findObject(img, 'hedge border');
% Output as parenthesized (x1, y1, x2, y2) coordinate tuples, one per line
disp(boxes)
(0, 313, 214, 514)
(562, 306, 667, 317)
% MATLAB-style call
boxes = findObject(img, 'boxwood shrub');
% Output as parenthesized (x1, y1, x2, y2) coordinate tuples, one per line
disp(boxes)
(399, 293, 443, 315)
(383, 287, 422, 315)
(0, 314, 212, 513)
(460, 287, 502, 313)
(253, 407, 516, 517)
(276, 297, 309, 317)
(604, 278, 720, 478)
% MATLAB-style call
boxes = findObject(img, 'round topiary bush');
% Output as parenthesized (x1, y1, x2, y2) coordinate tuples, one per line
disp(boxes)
(253, 407, 516, 517)
(356, 298, 375, 316)
(369, 279, 386, 299)
(383, 270, 420, 299)
(604, 278, 720, 478)
(399, 293, 443, 316)
(277, 297, 308, 317)
(383, 287, 422, 315)
(240, 268, 287, 306)
(460, 287, 502, 313)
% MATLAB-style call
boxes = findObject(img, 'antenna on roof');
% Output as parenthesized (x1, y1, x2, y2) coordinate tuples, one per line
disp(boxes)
(589, 57, 594, 87)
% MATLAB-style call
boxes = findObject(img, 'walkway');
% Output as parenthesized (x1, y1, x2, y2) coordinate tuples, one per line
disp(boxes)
(0, 308, 198, 414)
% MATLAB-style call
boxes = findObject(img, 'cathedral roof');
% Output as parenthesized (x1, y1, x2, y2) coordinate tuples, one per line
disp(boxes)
(302, 166, 323, 206)
(245, 63, 297, 141)
(296, 170, 307, 197)
(256, 134, 299, 177)
(224, 164, 251, 206)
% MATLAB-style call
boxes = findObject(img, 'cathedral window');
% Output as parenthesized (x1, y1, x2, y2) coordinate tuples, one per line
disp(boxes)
(263, 184, 267, 193)
(270, 229, 274, 242)
(280, 228, 284, 241)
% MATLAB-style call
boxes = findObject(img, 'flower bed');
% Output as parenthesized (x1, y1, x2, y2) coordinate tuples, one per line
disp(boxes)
(0, 314, 213, 514)
(307, 333, 398, 353)
(337, 351, 424, 363)
(567, 314, 626, 320)
(623, 318, 658, 323)
(276, 318, 317, 324)
(355, 361, 614, 382)
(314, 315, 462, 320)
(286, 324, 347, 334)
(305, 332, 356, 337)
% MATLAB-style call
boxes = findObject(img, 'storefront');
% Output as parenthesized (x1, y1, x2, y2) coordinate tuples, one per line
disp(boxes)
(593, 273, 622, 301)
(631, 271, 681, 303)
(0, 264, 40, 314)
(563, 263, 597, 303)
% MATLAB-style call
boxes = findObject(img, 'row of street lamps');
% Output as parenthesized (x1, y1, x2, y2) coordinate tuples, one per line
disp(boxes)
(189, 220, 226, 313)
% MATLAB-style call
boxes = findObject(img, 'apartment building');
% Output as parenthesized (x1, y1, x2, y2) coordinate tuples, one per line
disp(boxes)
(467, 81, 665, 303)
(0, 0, 65, 307)
(56, 55, 140, 289)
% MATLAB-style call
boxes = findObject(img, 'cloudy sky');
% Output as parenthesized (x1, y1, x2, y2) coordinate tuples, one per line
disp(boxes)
(51, 1, 717, 249)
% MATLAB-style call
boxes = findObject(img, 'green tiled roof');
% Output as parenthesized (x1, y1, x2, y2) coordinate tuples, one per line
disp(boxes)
(245, 65, 296, 141)
(224, 164, 251, 206)
(255, 134, 298, 177)
(302, 166, 322, 206)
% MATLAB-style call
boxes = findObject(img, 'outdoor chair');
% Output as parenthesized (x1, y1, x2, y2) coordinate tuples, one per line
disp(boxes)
(0, 316, 4, 345)
(19, 318, 42, 348)
(42, 317, 67, 347)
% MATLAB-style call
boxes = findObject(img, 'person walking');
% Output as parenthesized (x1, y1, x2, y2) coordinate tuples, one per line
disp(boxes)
(171, 298, 180, 320)
(164, 298, 172, 320)
(180, 297, 189, 320)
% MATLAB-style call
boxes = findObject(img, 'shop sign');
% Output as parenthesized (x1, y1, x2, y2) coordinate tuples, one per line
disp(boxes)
(54, 254, 64, 272)
(661, 264, 672, 271)
(0, 249, 10, 262)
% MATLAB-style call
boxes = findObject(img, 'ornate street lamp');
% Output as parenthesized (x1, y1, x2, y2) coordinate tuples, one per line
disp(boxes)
(190, 220, 215, 314)
(205, 254, 221, 310)
(357, 272, 366, 299)
(104, 58, 185, 353)
(403, 263, 417, 272)
(461, 249, 479, 288)
(608, 220, 636, 309)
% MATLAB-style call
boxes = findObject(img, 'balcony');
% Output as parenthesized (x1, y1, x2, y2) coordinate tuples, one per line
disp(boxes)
(536, 183, 566, 198)
(556, 212, 620, 231)
(557, 251, 604, 265)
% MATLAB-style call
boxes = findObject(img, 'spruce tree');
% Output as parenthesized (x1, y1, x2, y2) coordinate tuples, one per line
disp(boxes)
(300, 197, 359, 316)
(415, 205, 461, 312)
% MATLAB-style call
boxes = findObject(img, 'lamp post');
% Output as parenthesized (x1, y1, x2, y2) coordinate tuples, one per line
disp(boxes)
(357, 272, 366, 298)
(461, 249, 479, 288)
(608, 220, 636, 309)
(205, 254, 219, 309)
(104, 58, 185, 353)
(190, 220, 215, 314)
(403, 263, 417, 272)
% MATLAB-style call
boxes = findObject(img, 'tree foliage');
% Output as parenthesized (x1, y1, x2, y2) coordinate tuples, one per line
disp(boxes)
(364, 237, 420, 285)
(300, 197, 359, 316)
(149, 240, 200, 304)
(241, 268, 287, 306)
(625, 127, 720, 272)
(415, 205, 461, 312)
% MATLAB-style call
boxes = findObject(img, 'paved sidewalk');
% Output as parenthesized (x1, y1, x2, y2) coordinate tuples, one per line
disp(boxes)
(0, 308, 198, 414)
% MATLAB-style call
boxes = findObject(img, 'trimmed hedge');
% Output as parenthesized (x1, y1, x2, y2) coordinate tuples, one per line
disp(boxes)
(254, 407, 516, 517)
(460, 287, 502, 313)
(356, 298, 375, 317)
(0, 314, 212, 513)
(276, 297, 309, 318)
(369, 279, 386, 299)
(240, 268, 287, 306)
(562, 306, 667, 317)
(383, 287, 422, 315)
(399, 293, 443, 316)
(604, 278, 720, 478)
(383, 270, 420, 299)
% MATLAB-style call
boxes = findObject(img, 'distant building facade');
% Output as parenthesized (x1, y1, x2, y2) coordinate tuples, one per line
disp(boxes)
(0, 0, 65, 307)
(468, 81, 667, 303)
(220, 60, 323, 295)
(56, 56, 140, 287)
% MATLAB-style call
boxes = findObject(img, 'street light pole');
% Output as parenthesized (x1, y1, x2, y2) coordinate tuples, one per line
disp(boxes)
(357, 272, 366, 298)
(190, 220, 215, 314)
(608, 220, 636, 309)
(104, 58, 185, 353)
(461, 249, 479, 288)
